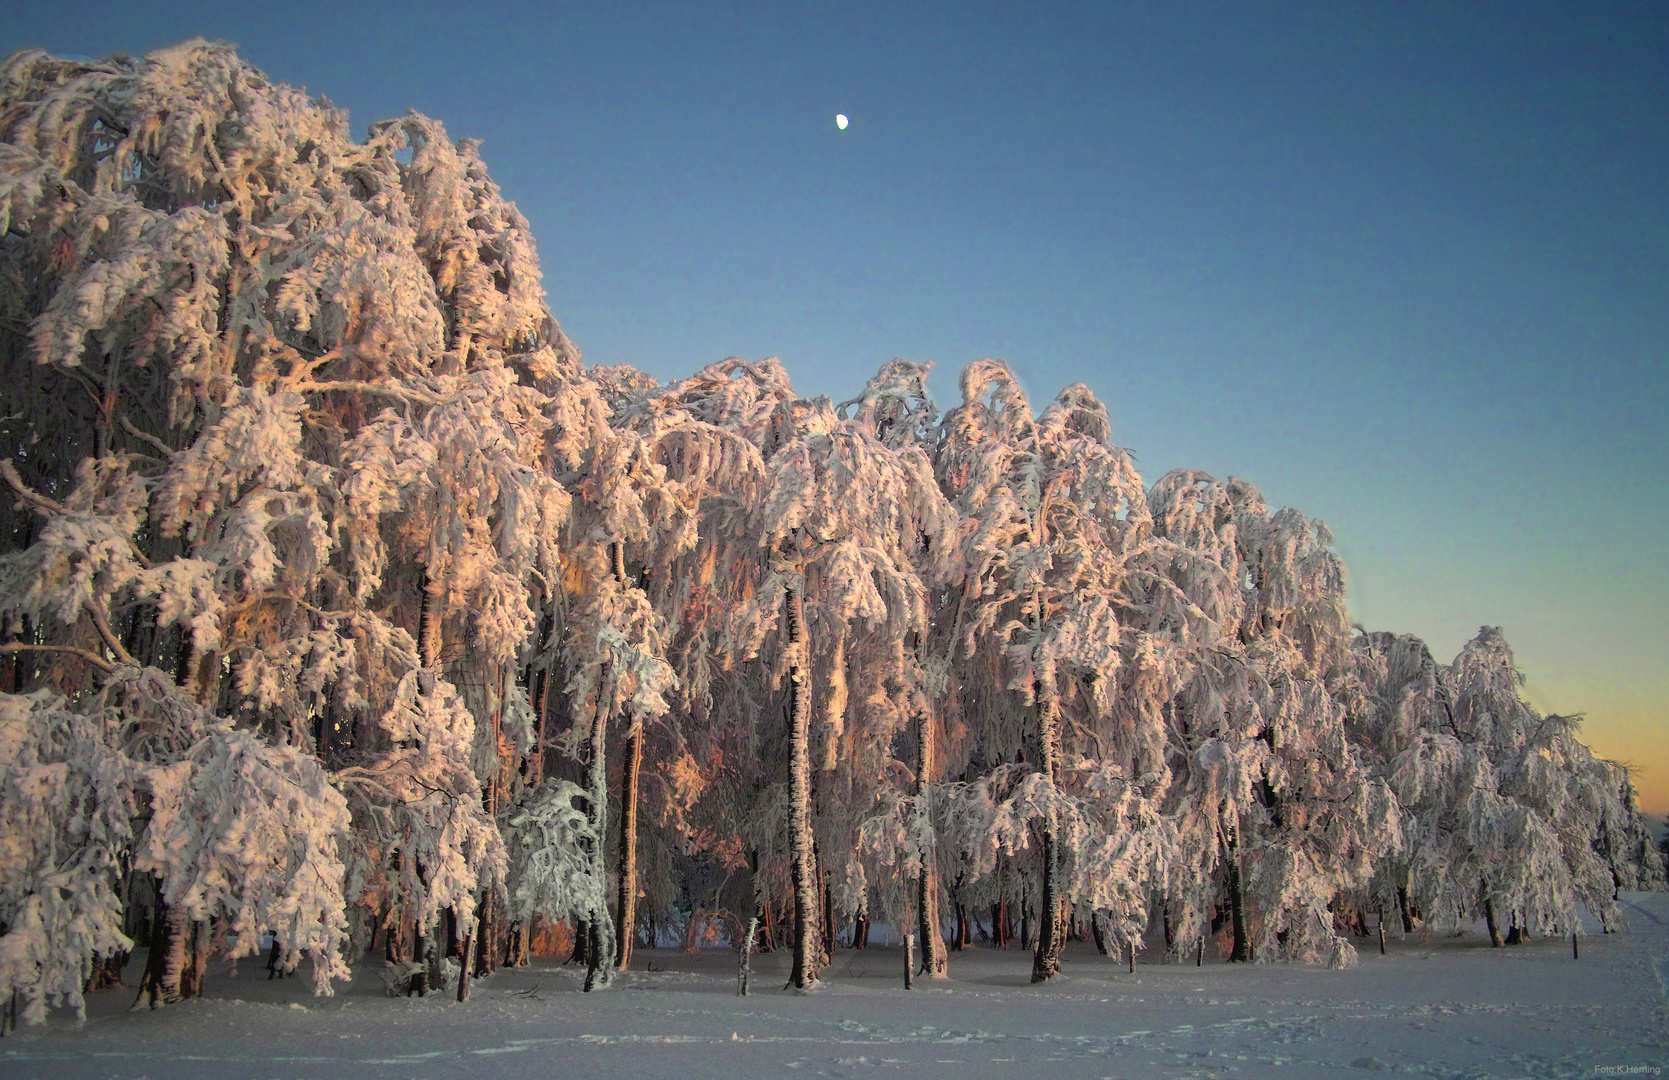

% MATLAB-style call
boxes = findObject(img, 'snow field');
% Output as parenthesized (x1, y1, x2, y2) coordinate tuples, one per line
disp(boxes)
(4, 892, 1665, 1080)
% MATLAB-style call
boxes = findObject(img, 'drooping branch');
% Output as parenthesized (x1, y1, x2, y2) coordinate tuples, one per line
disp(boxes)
(0, 459, 65, 516)
(0, 642, 116, 673)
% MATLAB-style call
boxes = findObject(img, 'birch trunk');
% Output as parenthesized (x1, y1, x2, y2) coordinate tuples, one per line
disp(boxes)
(583, 691, 616, 990)
(916, 705, 947, 977)
(417, 573, 440, 669)
(785, 584, 819, 990)
(1030, 680, 1064, 983)
(140, 900, 190, 1006)
(611, 540, 644, 972)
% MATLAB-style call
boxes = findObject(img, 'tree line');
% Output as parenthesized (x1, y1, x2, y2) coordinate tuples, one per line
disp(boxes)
(0, 41, 1660, 1027)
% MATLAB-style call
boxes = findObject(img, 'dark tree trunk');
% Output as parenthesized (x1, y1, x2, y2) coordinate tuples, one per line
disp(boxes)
(569, 916, 590, 967)
(1032, 837, 1063, 984)
(1221, 807, 1250, 963)
(1397, 885, 1415, 934)
(523, 611, 554, 787)
(417, 574, 440, 668)
(172, 623, 195, 691)
(1228, 859, 1250, 962)
(137, 900, 189, 1007)
(123, 600, 159, 669)
(1030, 682, 1064, 983)
(1485, 892, 1502, 948)
(456, 932, 472, 1001)
(1091, 911, 1110, 956)
(86, 950, 127, 992)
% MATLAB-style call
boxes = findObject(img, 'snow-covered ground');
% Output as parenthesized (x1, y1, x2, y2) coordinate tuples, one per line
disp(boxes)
(5, 893, 1666, 1080)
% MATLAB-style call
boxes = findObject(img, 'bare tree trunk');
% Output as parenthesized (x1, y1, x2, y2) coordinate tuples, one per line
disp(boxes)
(738, 916, 757, 995)
(1031, 681, 1064, 983)
(417, 573, 440, 669)
(916, 704, 947, 977)
(819, 848, 836, 960)
(385, 910, 407, 964)
(1221, 807, 1250, 963)
(1485, 890, 1502, 948)
(138, 900, 189, 1007)
(608, 541, 645, 971)
(569, 916, 590, 967)
(1227, 859, 1250, 962)
(785, 585, 819, 990)
(474, 804, 500, 977)
(615, 723, 643, 970)
(583, 692, 615, 991)
(524, 612, 554, 787)
(504, 921, 529, 968)
(456, 931, 472, 1001)
(750, 850, 773, 953)
(408, 923, 429, 996)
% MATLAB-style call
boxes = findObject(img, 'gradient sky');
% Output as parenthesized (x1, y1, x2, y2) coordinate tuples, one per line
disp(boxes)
(7, 2, 1666, 812)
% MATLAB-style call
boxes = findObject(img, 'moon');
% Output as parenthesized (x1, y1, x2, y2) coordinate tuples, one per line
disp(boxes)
(835, 113, 849, 131)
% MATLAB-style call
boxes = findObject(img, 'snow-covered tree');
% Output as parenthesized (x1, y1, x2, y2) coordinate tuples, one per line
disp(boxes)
(4, 41, 1658, 1017)
(0, 40, 575, 1014)
(584, 360, 775, 969)
(0, 688, 135, 1025)
(933, 361, 1166, 981)
(717, 373, 956, 989)
(1145, 471, 1395, 966)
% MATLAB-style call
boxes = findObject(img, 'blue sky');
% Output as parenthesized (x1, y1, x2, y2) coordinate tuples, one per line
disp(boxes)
(7, 1, 1666, 810)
